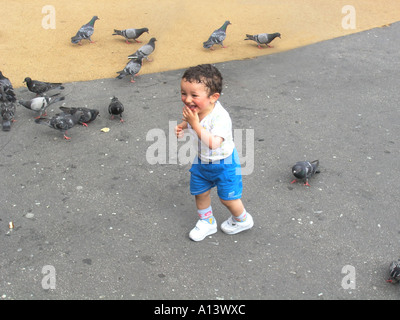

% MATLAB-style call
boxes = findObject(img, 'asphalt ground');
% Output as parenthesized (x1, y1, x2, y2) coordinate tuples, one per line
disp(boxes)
(1, 22, 399, 301)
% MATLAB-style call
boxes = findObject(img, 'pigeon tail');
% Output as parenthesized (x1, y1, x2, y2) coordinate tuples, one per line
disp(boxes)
(71, 35, 82, 44)
(112, 29, 123, 36)
(244, 34, 256, 41)
(116, 71, 127, 79)
(18, 100, 33, 110)
(2, 120, 11, 131)
(127, 52, 143, 59)
(34, 117, 52, 127)
(48, 96, 65, 106)
(310, 160, 320, 173)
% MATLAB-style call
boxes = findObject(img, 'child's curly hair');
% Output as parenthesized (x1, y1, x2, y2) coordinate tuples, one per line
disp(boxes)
(182, 64, 223, 96)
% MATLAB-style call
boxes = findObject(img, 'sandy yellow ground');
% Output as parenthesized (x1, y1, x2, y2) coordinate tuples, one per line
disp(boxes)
(1, 0, 400, 88)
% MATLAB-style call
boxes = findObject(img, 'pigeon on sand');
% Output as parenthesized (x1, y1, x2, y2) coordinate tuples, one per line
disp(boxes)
(113, 27, 149, 44)
(116, 57, 143, 83)
(71, 16, 99, 45)
(244, 32, 281, 49)
(203, 21, 231, 50)
(128, 37, 157, 62)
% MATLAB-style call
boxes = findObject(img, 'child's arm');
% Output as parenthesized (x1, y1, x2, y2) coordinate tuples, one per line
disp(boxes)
(191, 122, 223, 150)
(182, 106, 223, 150)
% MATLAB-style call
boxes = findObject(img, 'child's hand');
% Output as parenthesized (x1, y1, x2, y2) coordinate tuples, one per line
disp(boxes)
(175, 124, 184, 138)
(182, 106, 199, 127)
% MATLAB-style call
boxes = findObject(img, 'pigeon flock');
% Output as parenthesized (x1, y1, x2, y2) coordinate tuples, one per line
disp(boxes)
(1, 16, 281, 136)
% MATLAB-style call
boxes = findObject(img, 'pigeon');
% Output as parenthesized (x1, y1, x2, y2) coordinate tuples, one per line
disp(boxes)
(291, 160, 320, 187)
(203, 20, 231, 50)
(386, 259, 400, 284)
(71, 16, 99, 45)
(0, 71, 16, 102)
(35, 111, 84, 140)
(127, 37, 157, 62)
(59, 106, 99, 126)
(116, 56, 143, 83)
(23, 77, 64, 96)
(1, 86, 16, 131)
(108, 96, 124, 122)
(112, 27, 149, 44)
(244, 32, 281, 49)
(19, 94, 65, 118)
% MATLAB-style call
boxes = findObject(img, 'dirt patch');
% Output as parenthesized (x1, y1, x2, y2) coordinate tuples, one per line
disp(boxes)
(1, 0, 399, 87)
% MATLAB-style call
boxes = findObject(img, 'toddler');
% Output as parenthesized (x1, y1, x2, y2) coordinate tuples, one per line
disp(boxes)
(175, 64, 254, 241)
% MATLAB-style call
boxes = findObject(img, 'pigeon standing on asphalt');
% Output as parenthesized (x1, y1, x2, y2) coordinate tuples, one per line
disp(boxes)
(291, 160, 320, 187)
(59, 106, 99, 126)
(386, 259, 400, 284)
(23, 77, 64, 96)
(203, 20, 231, 50)
(1, 86, 16, 131)
(112, 27, 149, 44)
(35, 111, 84, 140)
(108, 96, 124, 122)
(116, 56, 143, 83)
(244, 32, 281, 49)
(128, 37, 157, 62)
(71, 16, 99, 45)
(19, 94, 65, 118)
(0, 71, 16, 102)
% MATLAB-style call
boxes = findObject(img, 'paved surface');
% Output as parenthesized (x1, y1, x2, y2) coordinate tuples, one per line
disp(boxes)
(1, 22, 400, 300)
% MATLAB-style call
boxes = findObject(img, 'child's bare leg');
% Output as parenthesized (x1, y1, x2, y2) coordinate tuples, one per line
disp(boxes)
(195, 189, 211, 210)
(219, 198, 244, 217)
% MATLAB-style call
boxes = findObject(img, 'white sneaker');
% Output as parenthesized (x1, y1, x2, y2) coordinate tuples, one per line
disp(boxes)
(189, 219, 217, 241)
(221, 213, 254, 235)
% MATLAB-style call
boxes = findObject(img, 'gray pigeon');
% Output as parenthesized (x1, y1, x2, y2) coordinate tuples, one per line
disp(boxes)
(19, 94, 65, 118)
(203, 20, 231, 50)
(23, 77, 64, 96)
(128, 37, 157, 62)
(116, 56, 143, 83)
(71, 16, 99, 45)
(386, 259, 400, 284)
(35, 111, 84, 140)
(1, 86, 16, 131)
(59, 106, 99, 126)
(0, 71, 16, 102)
(112, 27, 149, 44)
(108, 96, 124, 122)
(291, 160, 320, 187)
(244, 32, 281, 49)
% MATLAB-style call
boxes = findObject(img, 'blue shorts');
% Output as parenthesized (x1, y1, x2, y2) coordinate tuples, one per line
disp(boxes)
(189, 148, 242, 201)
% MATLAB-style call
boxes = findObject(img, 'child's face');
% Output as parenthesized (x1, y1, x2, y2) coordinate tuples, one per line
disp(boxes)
(180, 79, 219, 116)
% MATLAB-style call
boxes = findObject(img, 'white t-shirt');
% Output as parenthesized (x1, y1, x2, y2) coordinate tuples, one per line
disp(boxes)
(188, 101, 235, 162)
